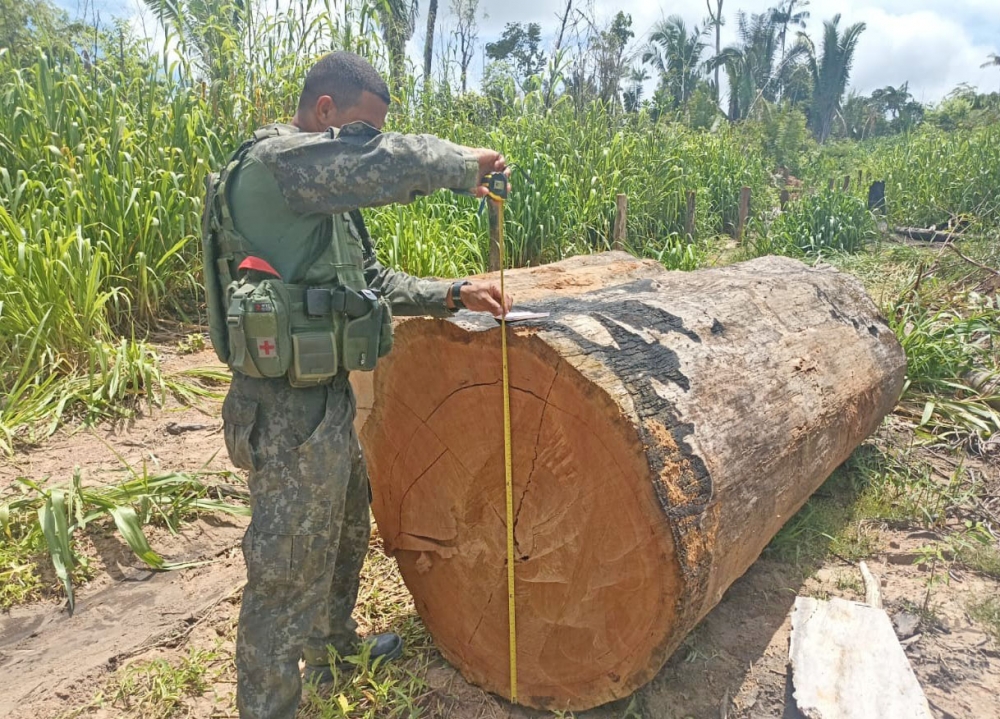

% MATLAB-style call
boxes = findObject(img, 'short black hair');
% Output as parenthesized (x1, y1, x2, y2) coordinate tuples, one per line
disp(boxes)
(298, 51, 391, 112)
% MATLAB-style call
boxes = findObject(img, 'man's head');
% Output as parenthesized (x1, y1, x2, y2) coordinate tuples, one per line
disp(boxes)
(293, 51, 390, 133)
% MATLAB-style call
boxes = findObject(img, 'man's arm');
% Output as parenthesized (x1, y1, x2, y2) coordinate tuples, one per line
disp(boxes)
(364, 257, 513, 318)
(363, 257, 453, 318)
(254, 122, 491, 216)
(254, 122, 512, 316)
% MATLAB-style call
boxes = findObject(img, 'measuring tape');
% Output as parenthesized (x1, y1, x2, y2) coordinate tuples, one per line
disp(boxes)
(483, 172, 518, 704)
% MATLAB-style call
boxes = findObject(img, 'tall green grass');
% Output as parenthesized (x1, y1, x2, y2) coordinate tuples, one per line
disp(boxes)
(0, 29, 771, 446)
(751, 187, 878, 257)
(374, 99, 772, 271)
(0, 1, 995, 455)
(805, 126, 1000, 229)
(869, 126, 1000, 229)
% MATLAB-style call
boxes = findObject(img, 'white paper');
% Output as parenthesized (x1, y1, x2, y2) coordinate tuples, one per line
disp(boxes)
(496, 311, 550, 323)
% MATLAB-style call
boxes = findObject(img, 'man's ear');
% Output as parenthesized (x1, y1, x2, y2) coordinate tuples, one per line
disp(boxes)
(315, 95, 338, 128)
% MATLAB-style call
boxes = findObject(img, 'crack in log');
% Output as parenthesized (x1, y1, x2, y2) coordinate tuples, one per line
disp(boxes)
(425, 380, 500, 424)
(397, 447, 448, 530)
(467, 564, 507, 646)
(512, 362, 561, 558)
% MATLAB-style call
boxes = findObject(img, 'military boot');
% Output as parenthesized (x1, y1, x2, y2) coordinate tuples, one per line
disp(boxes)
(303, 632, 404, 685)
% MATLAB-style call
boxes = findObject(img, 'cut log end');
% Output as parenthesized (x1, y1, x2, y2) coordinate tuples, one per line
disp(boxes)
(368, 321, 683, 706)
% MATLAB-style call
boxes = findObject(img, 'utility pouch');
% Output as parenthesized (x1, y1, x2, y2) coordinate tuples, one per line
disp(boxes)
(341, 290, 383, 372)
(377, 297, 394, 358)
(288, 329, 340, 387)
(226, 278, 292, 378)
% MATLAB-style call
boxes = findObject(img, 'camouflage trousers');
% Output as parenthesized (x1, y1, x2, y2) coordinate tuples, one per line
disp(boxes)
(222, 372, 371, 719)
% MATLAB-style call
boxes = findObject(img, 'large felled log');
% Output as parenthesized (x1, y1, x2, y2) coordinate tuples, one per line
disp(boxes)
(361, 254, 906, 710)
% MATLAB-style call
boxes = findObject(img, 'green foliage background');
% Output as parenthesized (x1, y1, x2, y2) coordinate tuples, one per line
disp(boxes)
(0, 0, 998, 452)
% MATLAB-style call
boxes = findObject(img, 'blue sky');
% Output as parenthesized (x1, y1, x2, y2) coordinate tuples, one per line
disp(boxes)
(59, 0, 1000, 103)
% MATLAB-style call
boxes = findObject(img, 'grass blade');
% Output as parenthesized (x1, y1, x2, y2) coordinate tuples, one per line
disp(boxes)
(108, 505, 167, 570)
(37, 489, 77, 614)
(920, 401, 935, 427)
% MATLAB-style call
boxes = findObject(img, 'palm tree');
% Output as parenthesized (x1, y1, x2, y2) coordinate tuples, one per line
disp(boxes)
(143, 0, 246, 82)
(623, 66, 649, 113)
(376, 0, 419, 96)
(705, 0, 724, 102)
(707, 11, 800, 120)
(770, 0, 809, 60)
(801, 14, 866, 143)
(642, 16, 708, 109)
(709, 45, 752, 120)
(871, 83, 911, 120)
(840, 92, 881, 139)
(423, 0, 437, 89)
(982, 52, 1000, 91)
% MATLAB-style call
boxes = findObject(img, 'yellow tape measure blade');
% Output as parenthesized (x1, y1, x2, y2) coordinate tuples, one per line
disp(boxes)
(496, 198, 518, 704)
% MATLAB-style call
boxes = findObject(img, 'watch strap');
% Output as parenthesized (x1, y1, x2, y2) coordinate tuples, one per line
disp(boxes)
(451, 281, 471, 310)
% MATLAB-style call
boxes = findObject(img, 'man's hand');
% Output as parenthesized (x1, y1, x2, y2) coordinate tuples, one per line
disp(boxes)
(446, 281, 513, 317)
(466, 149, 509, 198)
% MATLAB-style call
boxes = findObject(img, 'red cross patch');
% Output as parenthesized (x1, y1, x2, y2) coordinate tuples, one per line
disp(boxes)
(257, 338, 277, 357)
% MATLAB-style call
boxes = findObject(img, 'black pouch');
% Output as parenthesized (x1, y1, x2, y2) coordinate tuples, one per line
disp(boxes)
(377, 297, 393, 358)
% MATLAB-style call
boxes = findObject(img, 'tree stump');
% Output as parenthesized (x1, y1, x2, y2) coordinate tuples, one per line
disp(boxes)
(360, 253, 906, 710)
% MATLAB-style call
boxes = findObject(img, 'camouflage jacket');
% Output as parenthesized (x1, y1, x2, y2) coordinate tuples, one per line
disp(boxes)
(226, 121, 480, 317)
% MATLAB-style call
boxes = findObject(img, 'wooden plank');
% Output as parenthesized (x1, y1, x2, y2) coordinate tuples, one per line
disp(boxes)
(790, 596, 933, 719)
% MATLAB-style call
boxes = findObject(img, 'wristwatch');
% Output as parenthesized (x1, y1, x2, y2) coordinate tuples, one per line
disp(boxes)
(451, 281, 471, 310)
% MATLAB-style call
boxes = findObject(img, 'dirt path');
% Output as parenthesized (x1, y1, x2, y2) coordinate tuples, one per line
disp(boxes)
(0, 519, 247, 719)
(0, 349, 233, 488)
(0, 348, 247, 718)
(2, 349, 999, 717)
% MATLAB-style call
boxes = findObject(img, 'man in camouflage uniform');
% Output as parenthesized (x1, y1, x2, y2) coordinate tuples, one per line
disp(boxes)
(213, 52, 513, 719)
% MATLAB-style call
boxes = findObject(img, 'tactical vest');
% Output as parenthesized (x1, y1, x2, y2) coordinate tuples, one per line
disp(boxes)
(201, 125, 393, 386)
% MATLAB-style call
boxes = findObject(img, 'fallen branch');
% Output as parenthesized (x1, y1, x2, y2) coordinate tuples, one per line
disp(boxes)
(944, 244, 1000, 277)
(893, 226, 963, 243)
